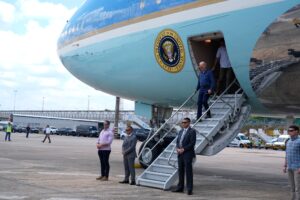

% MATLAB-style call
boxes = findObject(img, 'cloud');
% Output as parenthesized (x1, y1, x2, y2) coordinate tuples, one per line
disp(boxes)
(0, 1, 16, 23)
(18, 0, 76, 20)
(0, 0, 134, 111)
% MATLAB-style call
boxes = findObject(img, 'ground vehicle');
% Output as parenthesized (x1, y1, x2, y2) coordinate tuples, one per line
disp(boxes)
(76, 125, 99, 137)
(120, 128, 150, 141)
(229, 133, 252, 148)
(14, 126, 26, 133)
(265, 138, 278, 149)
(49, 126, 58, 134)
(0, 121, 10, 131)
(273, 135, 290, 150)
(30, 127, 40, 134)
(56, 128, 75, 136)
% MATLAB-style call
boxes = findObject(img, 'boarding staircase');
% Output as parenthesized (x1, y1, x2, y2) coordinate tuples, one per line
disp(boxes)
(249, 129, 274, 143)
(136, 80, 251, 190)
(124, 115, 151, 130)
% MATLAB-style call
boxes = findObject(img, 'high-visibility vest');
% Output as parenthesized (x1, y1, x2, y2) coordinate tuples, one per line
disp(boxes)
(6, 125, 12, 133)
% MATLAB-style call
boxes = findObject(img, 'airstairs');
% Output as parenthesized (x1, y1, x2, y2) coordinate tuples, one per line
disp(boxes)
(249, 128, 274, 143)
(136, 80, 251, 190)
(124, 114, 151, 130)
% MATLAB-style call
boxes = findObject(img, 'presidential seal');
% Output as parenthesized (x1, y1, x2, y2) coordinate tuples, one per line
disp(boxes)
(154, 29, 185, 73)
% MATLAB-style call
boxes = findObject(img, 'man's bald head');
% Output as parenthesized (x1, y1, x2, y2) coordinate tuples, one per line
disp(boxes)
(198, 61, 207, 71)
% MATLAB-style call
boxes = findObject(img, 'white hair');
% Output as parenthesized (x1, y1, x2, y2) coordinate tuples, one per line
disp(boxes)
(199, 61, 207, 66)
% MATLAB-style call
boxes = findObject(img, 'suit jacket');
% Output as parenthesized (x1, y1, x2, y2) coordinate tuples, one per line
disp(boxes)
(122, 133, 137, 158)
(176, 127, 196, 158)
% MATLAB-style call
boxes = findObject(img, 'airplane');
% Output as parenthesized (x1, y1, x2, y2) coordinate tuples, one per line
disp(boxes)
(57, 0, 300, 190)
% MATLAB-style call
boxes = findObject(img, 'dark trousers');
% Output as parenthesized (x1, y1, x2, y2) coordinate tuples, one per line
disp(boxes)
(177, 154, 194, 192)
(98, 150, 111, 177)
(197, 90, 211, 119)
(123, 155, 135, 182)
(5, 132, 11, 141)
(26, 131, 30, 138)
(42, 134, 51, 143)
(217, 67, 233, 94)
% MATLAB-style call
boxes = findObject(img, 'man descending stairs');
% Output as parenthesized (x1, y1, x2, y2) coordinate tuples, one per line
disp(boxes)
(136, 91, 251, 190)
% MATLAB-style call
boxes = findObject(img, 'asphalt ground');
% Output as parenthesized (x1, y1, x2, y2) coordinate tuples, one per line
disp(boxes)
(0, 132, 290, 200)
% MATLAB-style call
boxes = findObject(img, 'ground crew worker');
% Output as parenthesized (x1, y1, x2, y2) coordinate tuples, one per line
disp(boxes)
(5, 122, 13, 141)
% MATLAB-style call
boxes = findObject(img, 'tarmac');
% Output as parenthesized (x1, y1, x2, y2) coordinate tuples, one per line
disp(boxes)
(0, 132, 290, 200)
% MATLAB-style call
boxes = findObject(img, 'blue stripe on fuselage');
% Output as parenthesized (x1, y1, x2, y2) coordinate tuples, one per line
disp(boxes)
(58, 0, 198, 46)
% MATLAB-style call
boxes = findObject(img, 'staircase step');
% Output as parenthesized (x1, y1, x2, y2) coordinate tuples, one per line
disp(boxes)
(160, 151, 177, 159)
(142, 171, 171, 182)
(197, 130, 211, 135)
(194, 124, 215, 128)
(215, 98, 240, 103)
(137, 178, 166, 189)
(149, 164, 176, 174)
(155, 157, 177, 165)
(213, 102, 235, 107)
(210, 108, 231, 113)
(222, 94, 243, 98)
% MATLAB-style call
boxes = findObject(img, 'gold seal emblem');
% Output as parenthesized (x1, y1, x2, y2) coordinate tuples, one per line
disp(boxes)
(154, 29, 185, 73)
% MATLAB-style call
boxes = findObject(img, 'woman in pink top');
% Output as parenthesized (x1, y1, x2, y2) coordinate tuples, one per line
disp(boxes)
(96, 120, 114, 181)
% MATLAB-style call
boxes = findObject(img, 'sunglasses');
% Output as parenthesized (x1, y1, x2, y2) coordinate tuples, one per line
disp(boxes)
(288, 129, 295, 132)
(182, 121, 189, 124)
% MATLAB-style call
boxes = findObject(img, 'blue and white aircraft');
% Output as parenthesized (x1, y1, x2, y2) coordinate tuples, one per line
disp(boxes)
(58, 0, 300, 119)
(57, 1, 300, 189)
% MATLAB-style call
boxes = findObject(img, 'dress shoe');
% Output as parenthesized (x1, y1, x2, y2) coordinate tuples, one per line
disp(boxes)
(119, 180, 129, 184)
(130, 181, 136, 185)
(100, 176, 108, 181)
(205, 113, 212, 119)
(96, 176, 104, 180)
(172, 188, 183, 193)
(187, 191, 193, 195)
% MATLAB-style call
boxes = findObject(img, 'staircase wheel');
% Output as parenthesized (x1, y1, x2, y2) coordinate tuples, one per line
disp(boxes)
(138, 141, 161, 169)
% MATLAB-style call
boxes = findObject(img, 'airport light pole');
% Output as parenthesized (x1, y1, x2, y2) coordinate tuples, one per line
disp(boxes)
(42, 97, 45, 112)
(87, 95, 90, 111)
(87, 95, 90, 119)
(114, 96, 120, 139)
(13, 90, 17, 113)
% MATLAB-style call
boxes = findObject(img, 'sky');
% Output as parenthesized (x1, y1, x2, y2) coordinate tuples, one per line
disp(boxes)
(0, 0, 134, 111)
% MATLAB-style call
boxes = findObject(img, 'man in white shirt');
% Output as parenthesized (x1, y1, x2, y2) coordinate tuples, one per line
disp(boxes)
(42, 125, 51, 143)
(212, 40, 234, 94)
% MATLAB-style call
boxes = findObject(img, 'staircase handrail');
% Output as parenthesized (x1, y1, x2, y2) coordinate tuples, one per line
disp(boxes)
(137, 91, 198, 160)
(167, 79, 240, 168)
(191, 79, 238, 127)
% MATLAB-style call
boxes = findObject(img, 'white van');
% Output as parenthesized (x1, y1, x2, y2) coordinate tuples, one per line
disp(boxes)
(0, 121, 11, 131)
(230, 133, 252, 148)
(273, 135, 290, 150)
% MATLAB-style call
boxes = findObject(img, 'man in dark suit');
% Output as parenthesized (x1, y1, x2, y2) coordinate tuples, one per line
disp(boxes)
(173, 117, 196, 195)
(119, 126, 138, 185)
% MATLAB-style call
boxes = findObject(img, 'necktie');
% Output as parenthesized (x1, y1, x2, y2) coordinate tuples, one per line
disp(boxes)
(180, 129, 187, 148)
